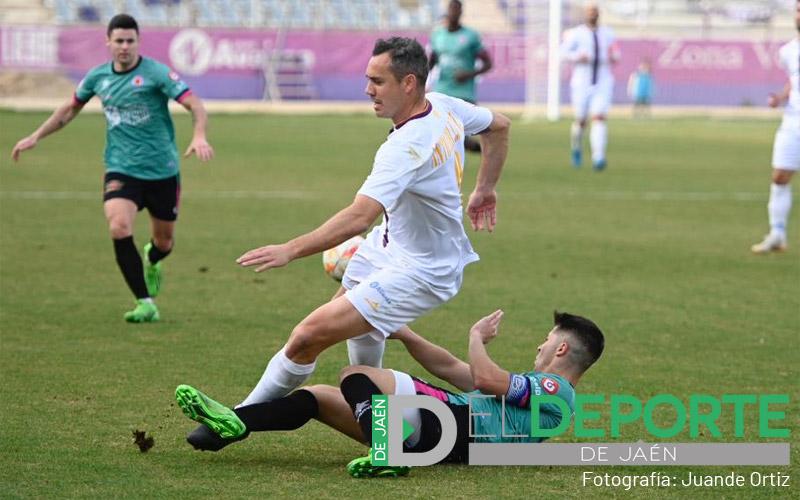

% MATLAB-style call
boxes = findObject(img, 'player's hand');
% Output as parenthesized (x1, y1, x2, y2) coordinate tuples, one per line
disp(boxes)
(184, 137, 214, 162)
(767, 93, 780, 108)
(470, 309, 504, 344)
(236, 243, 293, 272)
(388, 326, 413, 341)
(454, 70, 472, 83)
(11, 135, 37, 161)
(467, 188, 497, 232)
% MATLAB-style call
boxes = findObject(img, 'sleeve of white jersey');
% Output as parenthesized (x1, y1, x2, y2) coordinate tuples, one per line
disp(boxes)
(560, 28, 581, 62)
(440, 94, 494, 136)
(356, 142, 428, 211)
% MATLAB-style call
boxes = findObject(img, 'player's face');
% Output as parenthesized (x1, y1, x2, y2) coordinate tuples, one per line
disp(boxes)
(365, 53, 404, 119)
(107, 28, 139, 67)
(534, 328, 563, 371)
(447, 1, 462, 26)
(585, 5, 600, 26)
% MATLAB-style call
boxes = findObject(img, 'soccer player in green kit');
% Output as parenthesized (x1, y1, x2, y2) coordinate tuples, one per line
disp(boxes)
(174, 309, 604, 478)
(11, 14, 214, 323)
(429, 0, 493, 152)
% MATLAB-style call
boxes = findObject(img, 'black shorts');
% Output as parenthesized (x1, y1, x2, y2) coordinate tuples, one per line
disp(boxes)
(103, 172, 180, 222)
(405, 376, 472, 464)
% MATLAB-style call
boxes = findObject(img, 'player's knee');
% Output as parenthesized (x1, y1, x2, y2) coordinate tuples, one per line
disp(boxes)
(108, 219, 133, 239)
(592, 115, 606, 122)
(339, 365, 372, 382)
(772, 170, 793, 185)
(285, 324, 323, 360)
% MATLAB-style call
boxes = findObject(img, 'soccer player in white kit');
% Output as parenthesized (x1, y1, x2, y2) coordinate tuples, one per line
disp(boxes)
(751, 3, 800, 254)
(186, 37, 509, 431)
(561, 3, 620, 171)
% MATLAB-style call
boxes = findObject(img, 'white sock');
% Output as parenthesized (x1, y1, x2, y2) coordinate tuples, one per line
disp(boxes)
(238, 347, 316, 407)
(590, 120, 607, 162)
(768, 182, 792, 238)
(570, 122, 584, 151)
(347, 332, 385, 368)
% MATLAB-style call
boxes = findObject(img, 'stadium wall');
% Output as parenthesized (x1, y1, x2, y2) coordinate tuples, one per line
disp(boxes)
(0, 25, 787, 106)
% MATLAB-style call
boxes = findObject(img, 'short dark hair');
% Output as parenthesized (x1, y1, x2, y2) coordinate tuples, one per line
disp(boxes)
(553, 311, 604, 372)
(107, 14, 139, 37)
(372, 37, 428, 89)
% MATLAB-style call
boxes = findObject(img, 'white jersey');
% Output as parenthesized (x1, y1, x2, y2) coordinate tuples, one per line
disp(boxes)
(356, 92, 493, 281)
(778, 38, 800, 127)
(561, 25, 618, 88)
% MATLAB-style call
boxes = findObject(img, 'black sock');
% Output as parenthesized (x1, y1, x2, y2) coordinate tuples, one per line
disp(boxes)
(233, 389, 319, 432)
(340, 373, 383, 446)
(113, 236, 148, 299)
(147, 240, 172, 264)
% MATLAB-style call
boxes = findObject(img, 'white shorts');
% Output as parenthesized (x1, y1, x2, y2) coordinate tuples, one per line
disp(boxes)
(772, 124, 800, 171)
(342, 243, 460, 341)
(571, 80, 613, 120)
(391, 369, 422, 447)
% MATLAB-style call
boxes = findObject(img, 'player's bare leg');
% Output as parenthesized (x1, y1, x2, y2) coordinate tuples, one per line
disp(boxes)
(105, 198, 159, 322)
(590, 114, 608, 171)
(239, 296, 374, 406)
(753, 169, 794, 253)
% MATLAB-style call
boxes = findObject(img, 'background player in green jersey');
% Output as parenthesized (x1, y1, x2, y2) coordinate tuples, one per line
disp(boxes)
(11, 14, 214, 323)
(429, 0, 493, 152)
(174, 309, 604, 477)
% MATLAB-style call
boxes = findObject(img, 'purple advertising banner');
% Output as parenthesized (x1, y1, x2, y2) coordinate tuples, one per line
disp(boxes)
(0, 25, 788, 105)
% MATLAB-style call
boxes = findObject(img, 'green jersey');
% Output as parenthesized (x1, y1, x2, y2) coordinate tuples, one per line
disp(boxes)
(430, 25, 484, 103)
(74, 56, 191, 180)
(448, 372, 575, 443)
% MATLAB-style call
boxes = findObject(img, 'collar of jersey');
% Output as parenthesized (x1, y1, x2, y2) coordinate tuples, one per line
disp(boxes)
(391, 100, 432, 132)
(111, 56, 143, 75)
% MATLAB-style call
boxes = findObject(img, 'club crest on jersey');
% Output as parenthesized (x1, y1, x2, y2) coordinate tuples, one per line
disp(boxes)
(541, 377, 559, 395)
(131, 75, 144, 87)
(168, 71, 181, 81)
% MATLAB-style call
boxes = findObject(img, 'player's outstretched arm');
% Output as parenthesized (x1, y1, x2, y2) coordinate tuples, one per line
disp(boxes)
(11, 99, 84, 161)
(390, 326, 474, 392)
(237, 194, 382, 272)
(467, 310, 510, 396)
(180, 94, 214, 162)
(467, 111, 510, 232)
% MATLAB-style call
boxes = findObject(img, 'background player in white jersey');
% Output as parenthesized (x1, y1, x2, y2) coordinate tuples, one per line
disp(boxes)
(561, 3, 620, 171)
(752, 2, 800, 254)
(183, 37, 510, 444)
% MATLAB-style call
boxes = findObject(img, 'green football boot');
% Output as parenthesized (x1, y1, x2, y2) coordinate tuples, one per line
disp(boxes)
(175, 385, 247, 439)
(123, 299, 160, 323)
(346, 450, 410, 478)
(142, 242, 162, 297)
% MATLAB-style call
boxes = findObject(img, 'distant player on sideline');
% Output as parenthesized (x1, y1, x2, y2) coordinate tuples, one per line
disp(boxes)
(183, 37, 509, 444)
(175, 310, 605, 478)
(429, 0, 493, 152)
(751, 3, 800, 254)
(561, 3, 620, 170)
(11, 14, 213, 322)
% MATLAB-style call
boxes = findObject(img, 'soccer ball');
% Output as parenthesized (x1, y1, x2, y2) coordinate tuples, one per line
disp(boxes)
(322, 235, 364, 282)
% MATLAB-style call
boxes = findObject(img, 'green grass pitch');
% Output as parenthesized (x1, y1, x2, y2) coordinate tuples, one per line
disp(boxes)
(0, 110, 797, 498)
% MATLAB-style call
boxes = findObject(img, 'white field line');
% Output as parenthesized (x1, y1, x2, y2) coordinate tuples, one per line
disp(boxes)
(0, 190, 764, 202)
